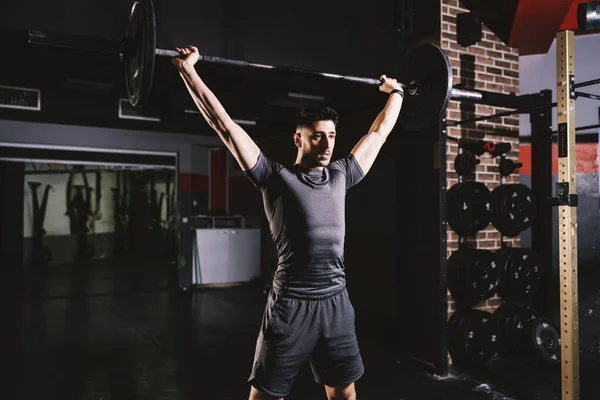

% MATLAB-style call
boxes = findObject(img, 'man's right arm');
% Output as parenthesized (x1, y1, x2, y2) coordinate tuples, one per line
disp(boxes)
(173, 47, 260, 171)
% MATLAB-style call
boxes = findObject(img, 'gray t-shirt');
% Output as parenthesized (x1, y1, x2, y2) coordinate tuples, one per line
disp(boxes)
(244, 152, 364, 298)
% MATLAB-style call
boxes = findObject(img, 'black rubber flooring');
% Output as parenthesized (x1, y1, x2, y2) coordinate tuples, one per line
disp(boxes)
(1, 256, 598, 399)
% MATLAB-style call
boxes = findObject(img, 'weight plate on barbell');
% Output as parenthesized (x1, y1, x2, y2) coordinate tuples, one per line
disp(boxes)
(490, 184, 536, 237)
(125, 0, 156, 107)
(399, 43, 453, 131)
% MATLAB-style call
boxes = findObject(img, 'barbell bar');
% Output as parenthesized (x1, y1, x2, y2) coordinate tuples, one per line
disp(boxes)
(153, 48, 481, 101)
(28, 0, 486, 130)
(123, 0, 489, 131)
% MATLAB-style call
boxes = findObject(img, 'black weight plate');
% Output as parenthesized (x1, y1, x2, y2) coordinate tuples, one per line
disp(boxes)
(494, 247, 513, 298)
(447, 311, 464, 365)
(491, 184, 536, 237)
(454, 151, 479, 175)
(398, 43, 453, 131)
(125, 0, 156, 107)
(462, 309, 498, 365)
(448, 249, 470, 302)
(494, 302, 521, 356)
(465, 249, 500, 301)
(509, 305, 539, 353)
(447, 181, 491, 236)
(448, 309, 470, 365)
(530, 318, 561, 366)
(508, 248, 542, 300)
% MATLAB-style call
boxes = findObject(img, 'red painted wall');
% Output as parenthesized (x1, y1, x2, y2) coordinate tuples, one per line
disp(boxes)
(519, 143, 599, 174)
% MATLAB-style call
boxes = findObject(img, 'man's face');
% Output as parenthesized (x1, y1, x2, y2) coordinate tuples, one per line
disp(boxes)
(296, 120, 336, 167)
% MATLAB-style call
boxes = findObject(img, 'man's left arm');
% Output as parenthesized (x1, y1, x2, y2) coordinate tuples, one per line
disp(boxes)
(350, 75, 404, 175)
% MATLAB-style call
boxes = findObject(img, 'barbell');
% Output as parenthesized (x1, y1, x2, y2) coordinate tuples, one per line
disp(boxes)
(29, 0, 486, 130)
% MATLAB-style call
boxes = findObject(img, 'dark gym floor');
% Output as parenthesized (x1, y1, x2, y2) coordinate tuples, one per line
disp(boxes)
(2, 257, 599, 400)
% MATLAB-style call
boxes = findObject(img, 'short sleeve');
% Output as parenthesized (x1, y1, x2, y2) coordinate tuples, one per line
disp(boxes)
(331, 154, 365, 190)
(243, 152, 281, 190)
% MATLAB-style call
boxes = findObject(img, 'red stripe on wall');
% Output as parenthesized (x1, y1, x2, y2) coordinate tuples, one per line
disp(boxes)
(210, 148, 227, 212)
(178, 174, 254, 193)
(179, 173, 208, 191)
(519, 143, 599, 174)
(228, 176, 256, 195)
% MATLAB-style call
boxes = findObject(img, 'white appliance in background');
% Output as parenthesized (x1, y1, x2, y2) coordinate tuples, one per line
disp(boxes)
(192, 228, 261, 286)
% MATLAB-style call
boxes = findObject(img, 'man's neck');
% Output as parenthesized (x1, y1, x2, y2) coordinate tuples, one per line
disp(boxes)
(294, 157, 323, 170)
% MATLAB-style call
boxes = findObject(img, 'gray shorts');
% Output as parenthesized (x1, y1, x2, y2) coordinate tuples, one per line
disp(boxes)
(248, 287, 364, 398)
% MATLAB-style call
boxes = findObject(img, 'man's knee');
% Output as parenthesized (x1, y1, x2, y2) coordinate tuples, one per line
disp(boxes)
(324, 382, 356, 400)
(249, 385, 284, 400)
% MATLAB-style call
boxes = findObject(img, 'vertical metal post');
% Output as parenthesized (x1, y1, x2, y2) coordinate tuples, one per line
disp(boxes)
(438, 117, 448, 377)
(530, 90, 554, 317)
(555, 30, 580, 400)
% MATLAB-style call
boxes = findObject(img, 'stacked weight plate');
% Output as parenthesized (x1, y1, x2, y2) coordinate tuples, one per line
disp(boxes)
(490, 183, 536, 237)
(448, 248, 500, 304)
(447, 181, 492, 237)
(495, 247, 543, 303)
(448, 308, 498, 365)
(493, 302, 560, 366)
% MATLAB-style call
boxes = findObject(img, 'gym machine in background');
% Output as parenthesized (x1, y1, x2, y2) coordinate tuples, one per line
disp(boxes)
(445, 21, 599, 400)
(27, 182, 53, 267)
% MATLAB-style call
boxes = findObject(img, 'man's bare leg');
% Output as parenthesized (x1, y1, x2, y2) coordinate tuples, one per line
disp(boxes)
(324, 383, 357, 400)
(249, 386, 284, 400)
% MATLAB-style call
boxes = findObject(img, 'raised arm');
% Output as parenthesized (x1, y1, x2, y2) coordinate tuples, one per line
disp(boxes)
(350, 75, 403, 175)
(172, 46, 260, 171)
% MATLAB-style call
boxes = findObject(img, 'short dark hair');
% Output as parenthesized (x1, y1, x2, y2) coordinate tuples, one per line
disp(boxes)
(296, 106, 339, 130)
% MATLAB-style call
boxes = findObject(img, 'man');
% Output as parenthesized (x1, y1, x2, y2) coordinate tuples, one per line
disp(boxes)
(172, 46, 404, 400)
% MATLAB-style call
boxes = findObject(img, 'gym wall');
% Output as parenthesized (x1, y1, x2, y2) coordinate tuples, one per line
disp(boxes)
(442, 0, 521, 343)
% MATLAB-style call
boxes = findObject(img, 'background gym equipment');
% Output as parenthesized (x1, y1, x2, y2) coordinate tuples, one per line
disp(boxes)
(493, 302, 560, 366)
(28, 182, 53, 267)
(111, 171, 129, 255)
(499, 157, 523, 178)
(65, 169, 95, 261)
(490, 184, 536, 237)
(447, 307, 498, 366)
(448, 302, 561, 367)
(446, 180, 492, 236)
(453, 150, 480, 176)
(447, 248, 500, 304)
(494, 247, 543, 303)
(457, 138, 512, 158)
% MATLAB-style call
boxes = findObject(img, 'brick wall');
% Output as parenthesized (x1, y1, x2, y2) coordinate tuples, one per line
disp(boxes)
(441, 0, 522, 361)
